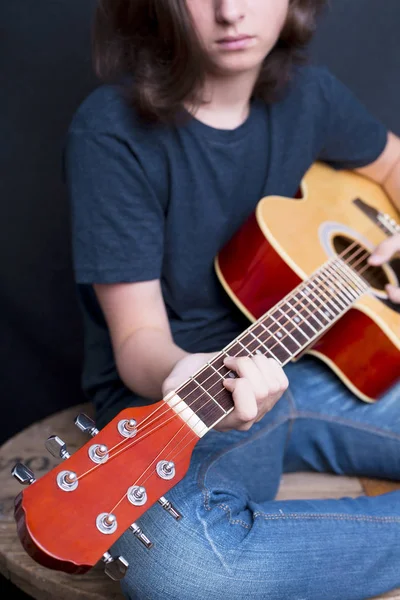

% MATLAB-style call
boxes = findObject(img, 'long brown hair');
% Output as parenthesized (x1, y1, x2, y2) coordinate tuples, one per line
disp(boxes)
(92, 0, 326, 124)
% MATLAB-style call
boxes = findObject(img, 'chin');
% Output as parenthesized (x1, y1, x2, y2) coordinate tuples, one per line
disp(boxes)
(212, 48, 268, 77)
(216, 58, 263, 77)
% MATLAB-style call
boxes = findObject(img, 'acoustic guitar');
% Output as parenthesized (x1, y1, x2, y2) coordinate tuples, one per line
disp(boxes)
(11, 162, 400, 581)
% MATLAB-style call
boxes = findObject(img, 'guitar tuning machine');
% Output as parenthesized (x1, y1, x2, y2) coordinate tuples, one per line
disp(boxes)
(11, 462, 36, 485)
(45, 435, 71, 460)
(158, 496, 182, 520)
(130, 522, 153, 549)
(102, 551, 129, 581)
(74, 413, 99, 437)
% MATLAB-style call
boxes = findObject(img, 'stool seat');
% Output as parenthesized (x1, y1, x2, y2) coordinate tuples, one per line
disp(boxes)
(1, 404, 399, 600)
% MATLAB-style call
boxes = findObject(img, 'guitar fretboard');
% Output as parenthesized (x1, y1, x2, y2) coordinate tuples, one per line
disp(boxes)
(172, 256, 368, 431)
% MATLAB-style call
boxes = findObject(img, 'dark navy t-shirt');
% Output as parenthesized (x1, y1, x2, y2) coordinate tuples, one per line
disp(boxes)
(64, 65, 388, 426)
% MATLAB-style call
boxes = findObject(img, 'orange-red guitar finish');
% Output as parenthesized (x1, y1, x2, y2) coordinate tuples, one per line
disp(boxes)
(14, 403, 198, 573)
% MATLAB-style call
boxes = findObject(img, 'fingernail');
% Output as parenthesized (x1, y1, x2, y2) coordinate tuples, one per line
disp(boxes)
(223, 377, 235, 388)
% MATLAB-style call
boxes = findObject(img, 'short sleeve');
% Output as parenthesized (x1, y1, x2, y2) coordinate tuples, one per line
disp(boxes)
(317, 67, 388, 169)
(64, 128, 165, 284)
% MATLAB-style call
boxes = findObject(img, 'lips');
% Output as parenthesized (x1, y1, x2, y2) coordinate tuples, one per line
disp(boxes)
(215, 35, 256, 51)
(217, 35, 252, 43)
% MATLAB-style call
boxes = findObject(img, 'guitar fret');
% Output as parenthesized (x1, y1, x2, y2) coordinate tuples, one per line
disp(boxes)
(249, 330, 273, 356)
(327, 264, 358, 302)
(302, 284, 333, 324)
(266, 312, 301, 356)
(261, 322, 293, 361)
(208, 360, 229, 379)
(298, 289, 326, 327)
(194, 363, 234, 414)
(177, 378, 226, 428)
(335, 265, 361, 298)
(173, 255, 370, 433)
(274, 309, 302, 348)
(293, 292, 324, 332)
(339, 254, 368, 290)
(306, 282, 337, 319)
(225, 341, 249, 357)
(286, 300, 316, 337)
(306, 285, 336, 323)
(251, 324, 285, 363)
(238, 336, 257, 354)
(324, 266, 354, 304)
(338, 261, 367, 294)
(314, 273, 347, 311)
(192, 378, 227, 413)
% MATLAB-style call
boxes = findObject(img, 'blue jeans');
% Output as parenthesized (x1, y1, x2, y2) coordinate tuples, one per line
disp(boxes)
(111, 355, 400, 600)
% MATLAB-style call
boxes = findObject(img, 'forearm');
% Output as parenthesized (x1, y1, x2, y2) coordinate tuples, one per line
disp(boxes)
(115, 328, 190, 401)
(382, 155, 400, 213)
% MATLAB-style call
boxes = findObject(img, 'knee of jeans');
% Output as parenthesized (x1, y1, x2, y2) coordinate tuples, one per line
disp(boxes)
(113, 527, 240, 600)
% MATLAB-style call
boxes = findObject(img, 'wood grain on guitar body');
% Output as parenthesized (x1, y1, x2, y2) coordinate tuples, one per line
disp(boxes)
(11, 162, 400, 581)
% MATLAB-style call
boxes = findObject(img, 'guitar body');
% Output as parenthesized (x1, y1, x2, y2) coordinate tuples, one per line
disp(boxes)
(216, 162, 400, 402)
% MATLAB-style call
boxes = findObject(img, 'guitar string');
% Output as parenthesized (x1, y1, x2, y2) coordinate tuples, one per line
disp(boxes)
(75, 242, 365, 482)
(76, 240, 379, 483)
(113, 429, 198, 512)
(170, 240, 385, 413)
(105, 427, 199, 521)
(103, 240, 386, 518)
(101, 234, 382, 514)
(108, 421, 188, 515)
(76, 250, 390, 509)
(75, 238, 383, 483)
(80, 214, 398, 473)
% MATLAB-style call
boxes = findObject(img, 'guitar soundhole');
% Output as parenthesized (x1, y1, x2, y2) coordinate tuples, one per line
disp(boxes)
(332, 235, 390, 291)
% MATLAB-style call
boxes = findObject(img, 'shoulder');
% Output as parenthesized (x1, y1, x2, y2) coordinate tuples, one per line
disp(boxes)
(270, 64, 352, 130)
(67, 83, 152, 141)
(281, 64, 340, 105)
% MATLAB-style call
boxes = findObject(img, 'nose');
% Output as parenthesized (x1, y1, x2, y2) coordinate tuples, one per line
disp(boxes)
(215, 0, 245, 25)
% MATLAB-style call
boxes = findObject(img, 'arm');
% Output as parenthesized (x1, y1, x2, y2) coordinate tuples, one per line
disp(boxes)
(94, 279, 190, 401)
(94, 279, 289, 431)
(355, 131, 400, 212)
(358, 131, 400, 303)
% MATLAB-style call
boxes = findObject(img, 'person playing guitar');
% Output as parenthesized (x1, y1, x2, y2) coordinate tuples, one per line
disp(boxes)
(62, 1, 400, 598)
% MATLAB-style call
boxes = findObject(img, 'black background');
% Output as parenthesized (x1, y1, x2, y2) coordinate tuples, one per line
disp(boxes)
(1, 1, 399, 597)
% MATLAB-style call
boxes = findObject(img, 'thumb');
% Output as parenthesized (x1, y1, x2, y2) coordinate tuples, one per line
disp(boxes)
(386, 284, 400, 304)
(162, 376, 178, 397)
(368, 238, 397, 265)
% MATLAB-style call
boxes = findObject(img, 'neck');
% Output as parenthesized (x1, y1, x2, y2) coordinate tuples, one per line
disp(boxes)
(188, 69, 259, 130)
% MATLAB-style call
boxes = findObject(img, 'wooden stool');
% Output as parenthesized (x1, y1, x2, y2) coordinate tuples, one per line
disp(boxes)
(1, 404, 400, 600)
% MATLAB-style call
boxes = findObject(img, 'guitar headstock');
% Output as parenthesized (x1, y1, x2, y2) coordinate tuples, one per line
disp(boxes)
(12, 401, 199, 580)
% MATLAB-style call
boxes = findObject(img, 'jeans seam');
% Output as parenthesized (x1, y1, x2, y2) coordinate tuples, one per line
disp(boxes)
(198, 413, 291, 488)
(295, 410, 400, 442)
(253, 512, 400, 523)
(203, 489, 251, 529)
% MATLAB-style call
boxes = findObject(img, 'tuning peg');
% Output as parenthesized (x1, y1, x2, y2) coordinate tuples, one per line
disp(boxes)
(45, 435, 71, 460)
(102, 552, 129, 580)
(130, 522, 154, 549)
(11, 462, 36, 485)
(74, 413, 99, 437)
(158, 496, 182, 520)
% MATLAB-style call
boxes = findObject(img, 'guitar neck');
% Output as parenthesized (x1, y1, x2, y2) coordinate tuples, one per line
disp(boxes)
(167, 256, 368, 433)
